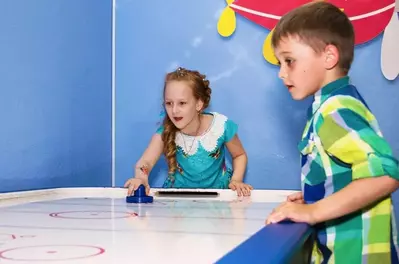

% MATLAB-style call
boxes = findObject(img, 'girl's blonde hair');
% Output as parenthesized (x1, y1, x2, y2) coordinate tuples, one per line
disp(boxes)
(162, 67, 211, 174)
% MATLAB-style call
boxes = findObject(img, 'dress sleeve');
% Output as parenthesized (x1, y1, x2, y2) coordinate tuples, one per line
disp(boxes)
(156, 125, 164, 134)
(317, 107, 399, 180)
(224, 118, 238, 142)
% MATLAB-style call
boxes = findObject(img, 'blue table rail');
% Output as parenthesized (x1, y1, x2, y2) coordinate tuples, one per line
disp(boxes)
(216, 221, 314, 264)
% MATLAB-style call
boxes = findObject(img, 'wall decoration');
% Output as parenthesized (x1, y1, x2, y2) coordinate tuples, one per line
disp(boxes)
(217, 0, 398, 80)
(381, 0, 399, 81)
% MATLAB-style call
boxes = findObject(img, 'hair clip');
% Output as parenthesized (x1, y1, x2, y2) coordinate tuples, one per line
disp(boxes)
(176, 67, 185, 77)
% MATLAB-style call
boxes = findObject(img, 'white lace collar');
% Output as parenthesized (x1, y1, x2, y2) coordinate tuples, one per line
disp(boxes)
(175, 112, 227, 156)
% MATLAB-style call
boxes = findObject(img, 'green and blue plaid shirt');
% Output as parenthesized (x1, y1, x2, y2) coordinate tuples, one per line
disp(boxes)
(298, 76, 399, 263)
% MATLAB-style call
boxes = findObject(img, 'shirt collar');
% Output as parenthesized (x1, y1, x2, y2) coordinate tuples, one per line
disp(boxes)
(311, 76, 350, 115)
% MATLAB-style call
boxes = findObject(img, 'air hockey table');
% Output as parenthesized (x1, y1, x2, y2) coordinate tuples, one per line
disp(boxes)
(0, 187, 314, 263)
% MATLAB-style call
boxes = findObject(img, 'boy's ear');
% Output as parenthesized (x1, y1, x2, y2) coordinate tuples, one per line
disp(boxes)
(324, 44, 339, 70)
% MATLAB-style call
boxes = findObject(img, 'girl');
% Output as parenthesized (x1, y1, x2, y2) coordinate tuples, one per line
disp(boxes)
(124, 67, 252, 196)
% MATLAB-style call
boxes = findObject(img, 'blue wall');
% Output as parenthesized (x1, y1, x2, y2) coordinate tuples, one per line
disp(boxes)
(0, 0, 113, 192)
(115, 0, 399, 191)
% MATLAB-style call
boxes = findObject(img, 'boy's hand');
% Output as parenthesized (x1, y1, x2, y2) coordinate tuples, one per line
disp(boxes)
(124, 178, 150, 196)
(265, 201, 317, 225)
(287, 191, 305, 204)
(229, 180, 253, 196)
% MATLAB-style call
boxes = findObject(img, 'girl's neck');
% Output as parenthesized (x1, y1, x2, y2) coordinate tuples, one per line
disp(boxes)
(180, 114, 202, 136)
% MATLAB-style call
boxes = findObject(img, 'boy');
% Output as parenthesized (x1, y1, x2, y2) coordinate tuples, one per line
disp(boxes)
(265, 2, 399, 263)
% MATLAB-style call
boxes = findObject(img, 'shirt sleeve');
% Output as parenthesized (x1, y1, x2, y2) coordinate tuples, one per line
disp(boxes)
(318, 108, 399, 180)
(224, 118, 238, 142)
(156, 125, 164, 134)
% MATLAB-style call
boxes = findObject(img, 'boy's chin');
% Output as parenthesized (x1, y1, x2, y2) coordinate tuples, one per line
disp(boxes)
(289, 89, 313, 101)
(290, 93, 308, 101)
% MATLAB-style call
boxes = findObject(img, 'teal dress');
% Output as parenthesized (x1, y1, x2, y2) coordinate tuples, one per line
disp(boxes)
(156, 112, 238, 189)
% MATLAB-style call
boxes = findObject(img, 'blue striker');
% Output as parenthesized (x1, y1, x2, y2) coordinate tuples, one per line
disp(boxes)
(126, 184, 154, 203)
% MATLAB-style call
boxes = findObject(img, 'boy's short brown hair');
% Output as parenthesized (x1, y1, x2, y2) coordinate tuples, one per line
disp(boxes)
(271, 1, 355, 74)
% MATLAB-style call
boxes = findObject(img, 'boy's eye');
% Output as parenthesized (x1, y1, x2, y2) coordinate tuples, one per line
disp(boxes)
(179, 102, 186, 105)
(285, 58, 294, 65)
(165, 102, 172, 106)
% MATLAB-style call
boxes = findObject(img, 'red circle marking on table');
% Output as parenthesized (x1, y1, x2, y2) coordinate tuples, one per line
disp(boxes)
(0, 245, 105, 262)
(49, 211, 137, 219)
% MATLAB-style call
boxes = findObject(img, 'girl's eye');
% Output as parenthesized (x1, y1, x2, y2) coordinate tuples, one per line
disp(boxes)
(165, 102, 172, 106)
(179, 102, 186, 105)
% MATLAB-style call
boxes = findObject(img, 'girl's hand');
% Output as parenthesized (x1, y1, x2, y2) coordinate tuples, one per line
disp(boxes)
(124, 178, 150, 196)
(229, 180, 253, 197)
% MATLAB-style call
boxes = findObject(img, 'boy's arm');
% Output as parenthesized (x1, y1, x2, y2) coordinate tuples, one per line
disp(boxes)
(311, 106, 399, 223)
(312, 175, 399, 223)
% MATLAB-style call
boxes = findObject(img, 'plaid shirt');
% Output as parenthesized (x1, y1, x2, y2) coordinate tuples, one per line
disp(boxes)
(298, 77, 399, 263)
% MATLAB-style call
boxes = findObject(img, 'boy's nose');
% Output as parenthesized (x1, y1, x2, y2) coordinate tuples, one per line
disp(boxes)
(278, 68, 287, 79)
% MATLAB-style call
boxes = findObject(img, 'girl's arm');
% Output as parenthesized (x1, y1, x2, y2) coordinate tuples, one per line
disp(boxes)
(134, 133, 164, 179)
(225, 134, 247, 182)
